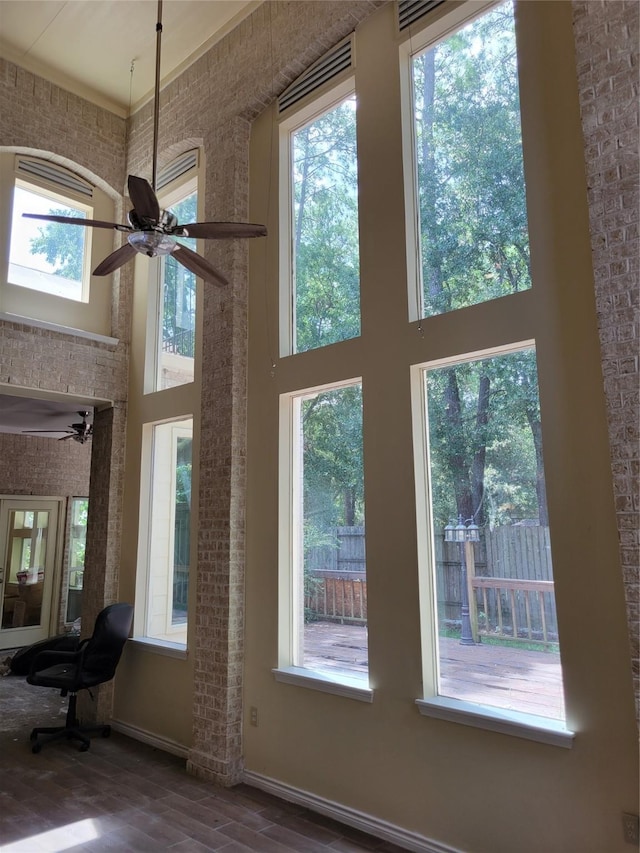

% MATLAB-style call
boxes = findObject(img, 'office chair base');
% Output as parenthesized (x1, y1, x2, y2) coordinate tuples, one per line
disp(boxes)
(29, 722, 111, 753)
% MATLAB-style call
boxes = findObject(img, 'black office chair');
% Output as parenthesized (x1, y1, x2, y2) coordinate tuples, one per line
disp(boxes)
(27, 602, 134, 753)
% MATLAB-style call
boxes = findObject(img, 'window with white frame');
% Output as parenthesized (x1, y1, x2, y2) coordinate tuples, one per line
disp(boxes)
(149, 153, 199, 391)
(138, 417, 192, 645)
(285, 87, 360, 354)
(0, 154, 115, 336)
(414, 346, 565, 721)
(9, 180, 91, 302)
(410, 1, 530, 318)
(407, 1, 567, 727)
(282, 380, 368, 683)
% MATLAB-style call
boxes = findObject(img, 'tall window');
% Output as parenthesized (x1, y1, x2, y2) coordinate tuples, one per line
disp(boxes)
(290, 94, 360, 353)
(155, 189, 197, 390)
(139, 417, 192, 644)
(65, 498, 88, 624)
(412, 1, 530, 317)
(286, 381, 367, 682)
(408, 1, 568, 729)
(9, 179, 91, 302)
(419, 347, 565, 721)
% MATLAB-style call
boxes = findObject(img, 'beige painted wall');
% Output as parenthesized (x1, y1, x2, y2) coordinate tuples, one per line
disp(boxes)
(245, 3, 637, 851)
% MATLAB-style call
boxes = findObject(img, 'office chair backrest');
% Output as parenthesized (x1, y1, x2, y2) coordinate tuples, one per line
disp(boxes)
(81, 602, 134, 687)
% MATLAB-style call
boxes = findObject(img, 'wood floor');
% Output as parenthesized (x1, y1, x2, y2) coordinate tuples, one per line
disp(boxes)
(0, 673, 407, 852)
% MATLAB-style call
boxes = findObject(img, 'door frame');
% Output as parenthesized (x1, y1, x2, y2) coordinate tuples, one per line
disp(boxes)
(0, 495, 65, 649)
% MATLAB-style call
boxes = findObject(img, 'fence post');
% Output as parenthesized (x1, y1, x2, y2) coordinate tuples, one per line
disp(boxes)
(465, 539, 479, 642)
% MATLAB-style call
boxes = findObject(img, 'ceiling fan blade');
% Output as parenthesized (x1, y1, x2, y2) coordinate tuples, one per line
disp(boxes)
(93, 242, 138, 276)
(23, 213, 131, 232)
(128, 175, 160, 222)
(23, 429, 73, 434)
(171, 243, 228, 287)
(176, 222, 268, 240)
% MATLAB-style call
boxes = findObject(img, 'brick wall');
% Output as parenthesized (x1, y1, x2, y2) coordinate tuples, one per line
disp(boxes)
(572, 0, 639, 718)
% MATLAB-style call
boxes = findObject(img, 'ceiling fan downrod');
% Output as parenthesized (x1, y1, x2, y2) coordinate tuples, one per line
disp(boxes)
(152, 0, 162, 193)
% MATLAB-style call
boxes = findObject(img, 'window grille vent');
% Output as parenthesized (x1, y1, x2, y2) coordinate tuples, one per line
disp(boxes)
(17, 158, 93, 198)
(157, 150, 198, 191)
(398, 0, 446, 31)
(278, 38, 353, 113)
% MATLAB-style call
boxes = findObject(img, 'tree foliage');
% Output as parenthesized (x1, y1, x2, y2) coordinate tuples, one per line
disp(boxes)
(30, 208, 85, 280)
(293, 97, 360, 352)
(162, 192, 197, 357)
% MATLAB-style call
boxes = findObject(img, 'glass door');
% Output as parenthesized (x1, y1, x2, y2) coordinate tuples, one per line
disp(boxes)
(0, 499, 61, 650)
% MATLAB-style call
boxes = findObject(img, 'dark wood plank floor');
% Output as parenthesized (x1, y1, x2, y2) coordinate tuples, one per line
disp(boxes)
(0, 671, 407, 852)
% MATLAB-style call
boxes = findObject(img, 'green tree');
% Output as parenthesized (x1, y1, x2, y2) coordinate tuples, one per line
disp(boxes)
(293, 96, 360, 352)
(30, 208, 85, 280)
(302, 385, 364, 533)
(162, 193, 197, 357)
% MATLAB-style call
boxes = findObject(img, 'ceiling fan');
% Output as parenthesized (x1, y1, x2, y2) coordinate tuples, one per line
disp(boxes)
(22, 1, 266, 287)
(23, 411, 93, 444)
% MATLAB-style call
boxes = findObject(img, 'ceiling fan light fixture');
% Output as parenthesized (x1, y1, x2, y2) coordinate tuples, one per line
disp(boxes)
(127, 230, 175, 258)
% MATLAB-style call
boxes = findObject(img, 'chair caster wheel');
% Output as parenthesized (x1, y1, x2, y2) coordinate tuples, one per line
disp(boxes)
(29, 731, 37, 742)
(101, 726, 111, 738)
(79, 743, 89, 752)
(32, 742, 41, 754)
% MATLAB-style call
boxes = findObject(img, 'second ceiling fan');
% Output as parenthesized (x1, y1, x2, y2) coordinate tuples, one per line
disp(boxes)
(23, 1, 266, 287)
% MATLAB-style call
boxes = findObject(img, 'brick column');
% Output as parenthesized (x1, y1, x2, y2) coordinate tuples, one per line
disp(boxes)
(78, 403, 127, 723)
(572, 0, 639, 720)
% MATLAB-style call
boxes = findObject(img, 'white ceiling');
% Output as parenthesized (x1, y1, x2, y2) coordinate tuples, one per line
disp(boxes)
(0, 0, 259, 117)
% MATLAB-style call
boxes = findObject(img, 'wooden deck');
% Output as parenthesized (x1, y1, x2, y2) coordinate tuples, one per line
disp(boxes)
(303, 621, 565, 720)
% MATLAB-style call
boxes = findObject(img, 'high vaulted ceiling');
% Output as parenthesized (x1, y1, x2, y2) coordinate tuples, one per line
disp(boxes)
(0, 0, 259, 117)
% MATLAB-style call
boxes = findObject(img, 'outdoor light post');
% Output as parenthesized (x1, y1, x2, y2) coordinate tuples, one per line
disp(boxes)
(444, 517, 480, 645)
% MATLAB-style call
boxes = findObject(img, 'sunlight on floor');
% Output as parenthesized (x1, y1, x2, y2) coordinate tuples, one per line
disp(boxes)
(1, 818, 99, 851)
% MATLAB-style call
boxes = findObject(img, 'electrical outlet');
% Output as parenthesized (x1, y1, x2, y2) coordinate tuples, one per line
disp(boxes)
(249, 706, 258, 727)
(622, 813, 639, 846)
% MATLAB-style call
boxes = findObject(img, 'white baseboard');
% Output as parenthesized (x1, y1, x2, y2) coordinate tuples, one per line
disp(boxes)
(106, 728, 460, 852)
(109, 718, 189, 759)
(242, 770, 462, 853)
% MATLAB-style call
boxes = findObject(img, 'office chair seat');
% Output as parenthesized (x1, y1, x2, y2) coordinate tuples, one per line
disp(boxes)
(27, 602, 133, 753)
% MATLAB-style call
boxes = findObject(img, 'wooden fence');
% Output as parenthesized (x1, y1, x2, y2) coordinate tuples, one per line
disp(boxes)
(305, 525, 559, 642)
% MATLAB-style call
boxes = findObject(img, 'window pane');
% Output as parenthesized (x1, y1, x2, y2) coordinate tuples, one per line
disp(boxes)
(66, 498, 88, 624)
(157, 192, 196, 390)
(424, 349, 565, 720)
(145, 418, 192, 642)
(292, 96, 360, 353)
(413, 1, 531, 317)
(9, 185, 88, 301)
(296, 383, 367, 679)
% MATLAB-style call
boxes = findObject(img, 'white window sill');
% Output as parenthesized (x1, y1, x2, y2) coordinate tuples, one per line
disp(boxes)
(0, 311, 119, 346)
(273, 666, 373, 703)
(130, 636, 188, 659)
(416, 696, 574, 748)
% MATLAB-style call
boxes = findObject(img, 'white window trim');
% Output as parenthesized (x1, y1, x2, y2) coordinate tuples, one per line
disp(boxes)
(135, 417, 192, 649)
(399, 0, 504, 324)
(0, 153, 115, 336)
(416, 697, 574, 748)
(273, 666, 374, 703)
(278, 76, 357, 358)
(145, 168, 200, 395)
(11, 176, 93, 303)
(278, 378, 370, 690)
(403, 0, 572, 739)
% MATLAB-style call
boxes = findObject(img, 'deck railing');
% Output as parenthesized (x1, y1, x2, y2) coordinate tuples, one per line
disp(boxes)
(471, 576, 557, 645)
